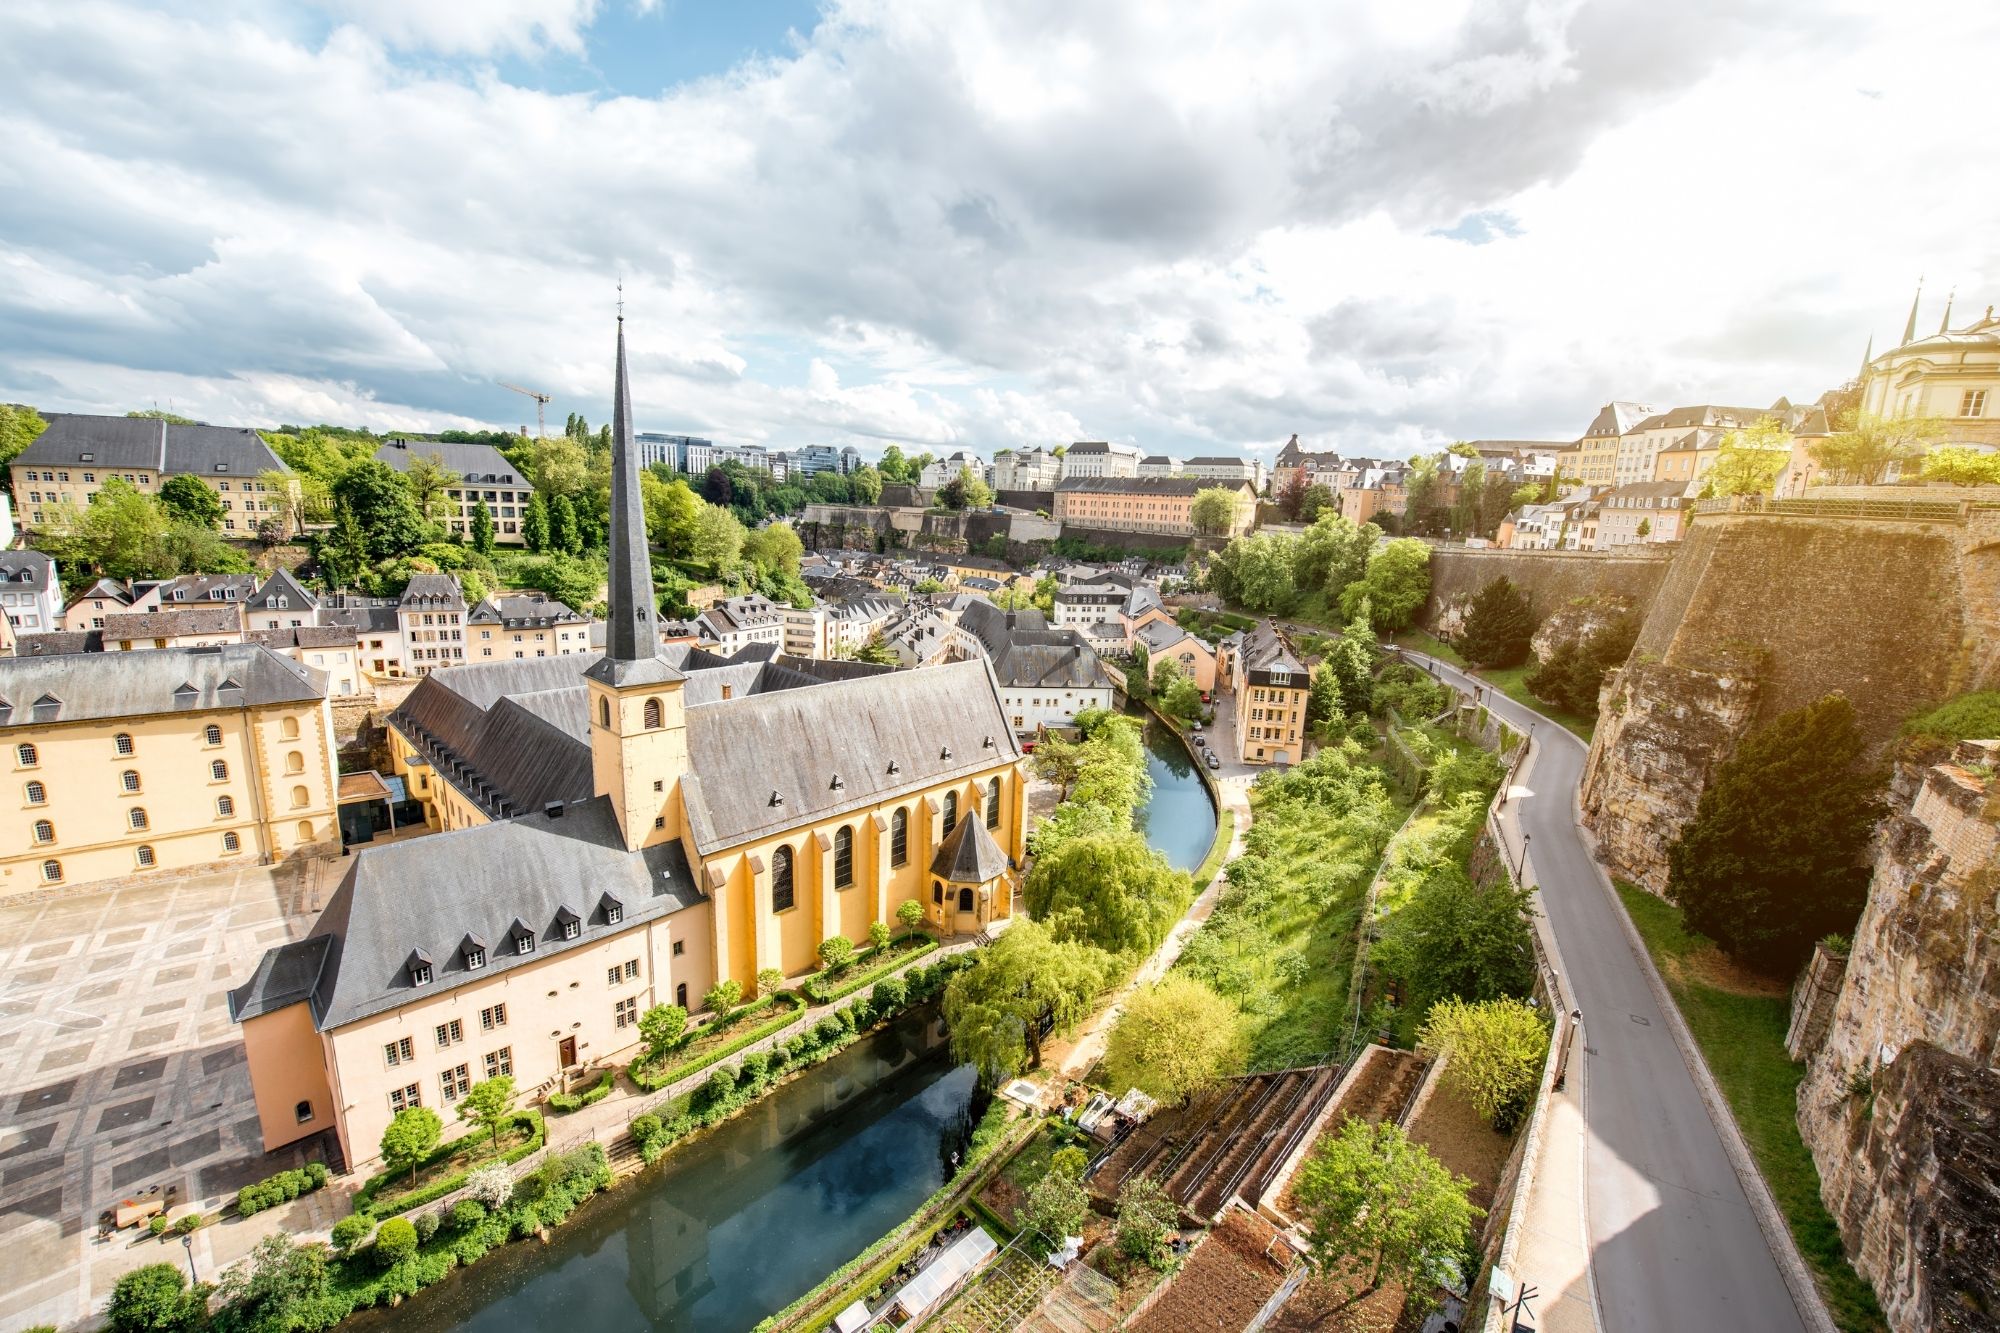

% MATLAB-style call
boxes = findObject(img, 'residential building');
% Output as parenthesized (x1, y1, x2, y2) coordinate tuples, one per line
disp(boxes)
(10, 414, 291, 533)
(1613, 406, 1763, 488)
(399, 575, 467, 675)
(1050, 579, 1132, 631)
(953, 601, 1116, 734)
(376, 440, 534, 544)
(128, 573, 256, 616)
(919, 451, 988, 489)
(248, 626, 363, 696)
(321, 595, 406, 677)
(60, 577, 133, 631)
(1568, 402, 1653, 489)
(0, 552, 64, 636)
(1136, 454, 1183, 478)
(696, 595, 785, 654)
(1183, 455, 1266, 489)
(246, 570, 318, 632)
(101, 607, 244, 652)
(1594, 481, 1687, 548)
(0, 644, 338, 895)
(1053, 477, 1255, 538)
(469, 594, 593, 661)
(1131, 621, 1219, 692)
(0, 493, 12, 549)
(1229, 621, 1308, 765)
(991, 448, 1060, 492)
(1057, 441, 1144, 480)
(1857, 291, 2000, 449)
(231, 319, 1024, 1169)
(635, 433, 714, 472)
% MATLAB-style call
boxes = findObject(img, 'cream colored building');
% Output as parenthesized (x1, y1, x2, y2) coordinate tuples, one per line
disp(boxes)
(1228, 621, 1308, 765)
(1570, 401, 1652, 489)
(1053, 477, 1255, 538)
(468, 593, 592, 661)
(10, 415, 292, 532)
(376, 439, 536, 545)
(0, 645, 338, 896)
(1858, 293, 2000, 450)
(231, 319, 1026, 1169)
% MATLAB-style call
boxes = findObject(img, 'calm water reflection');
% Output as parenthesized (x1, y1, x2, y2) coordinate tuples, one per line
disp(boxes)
(1134, 714, 1220, 872)
(365, 1009, 980, 1333)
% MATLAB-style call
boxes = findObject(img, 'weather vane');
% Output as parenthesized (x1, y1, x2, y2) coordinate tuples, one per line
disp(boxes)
(617, 278, 624, 321)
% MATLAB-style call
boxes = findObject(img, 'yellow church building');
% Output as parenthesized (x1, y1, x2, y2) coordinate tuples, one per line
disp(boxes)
(231, 319, 1025, 1169)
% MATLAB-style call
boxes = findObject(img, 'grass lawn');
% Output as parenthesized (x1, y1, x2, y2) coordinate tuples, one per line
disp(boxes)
(1614, 882, 1886, 1333)
(1390, 626, 1464, 667)
(1191, 807, 1237, 888)
(1389, 628, 1597, 743)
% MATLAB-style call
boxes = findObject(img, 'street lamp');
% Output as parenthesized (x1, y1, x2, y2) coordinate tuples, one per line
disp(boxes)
(181, 1232, 197, 1284)
(1514, 831, 1531, 883)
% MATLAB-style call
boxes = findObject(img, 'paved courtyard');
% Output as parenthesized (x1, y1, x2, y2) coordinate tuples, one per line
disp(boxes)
(0, 856, 344, 1332)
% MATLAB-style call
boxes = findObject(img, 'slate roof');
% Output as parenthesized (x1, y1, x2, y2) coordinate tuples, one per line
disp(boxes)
(1134, 620, 1201, 654)
(374, 439, 528, 487)
(102, 607, 244, 640)
(399, 574, 465, 611)
(1582, 401, 1655, 438)
(19, 413, 287, 477)
(246, 625, 359, 650)
(14, 630, 101, 657)
(957, 600, 1115, 694)
(1239, 621, 1306, 686)
(931, 812, 1010, 884)
(230, 796, 701, 1030)
(680, 657, 1019, 855)
(143, 573, 256, 604)
(65, 577, 132, 610)
(467, 594, 588, 628)
(0, 551, 56, 593)
(0, 644, 324, 727)
(248, 569, 317, 613)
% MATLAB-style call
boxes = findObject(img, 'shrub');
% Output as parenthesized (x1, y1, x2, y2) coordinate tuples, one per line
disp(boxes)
(737, 1051, 769, 1085)
(148, 1215, 171, 1236)
(304, 1161, 330, 1188)
(466, 1164, 514, 1209)
(373, 1216, 419, 1269)
(815, 1015, 843, 1044)
(836, 1004, 859, 1033)
(704, 1067, 737, 1106)
(873, 974, 908, 1010)
(1418, 997, 1550, 1126)
(236, 1163, 328, 1216)
(331, 1214, 372, 1253)
(449, 1199, 486, 1232)
(175, 1213, 203, 1235)
(897, 899, 926, 934)
(629, 1113, 662, 1143)
(869, 921, 892, 950)
(818, 935, 857, 972)
(548, 1068, 614, 1114)
(1457, 576, 1534, 668)
(414, 1210, 441, 1243)
(108, 1263, 200, 1333)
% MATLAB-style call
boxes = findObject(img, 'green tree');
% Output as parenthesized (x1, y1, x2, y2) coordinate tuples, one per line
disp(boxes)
(522, 491, 550, 551)
(372, 1216, 418, 1269)
(1275, 468, 1310, 519)
(1401, 454, 1446, 534)
(704, 978, 743, 1016)
(757, 966, 785, 996)
(1103, 975, 1246, 1105)
(1159, 674, 1203, 722)
(1115, 1175, 1180, 1267)
(333, 460, 430, 559)
(938, 465, 992, 510)
(743, 521, 805, 580)
(1338, 538, 1430, 631)
(643, 474, 703, 557)
(1666, 695, 1885, 970)
(1293, 1118, 1480, 1304)
(39, 481, 171, 579)
(1291, 512, 1377, 598)
(1025, 831, 1188, 956)
(868, 920, 892, 950)
(108, 1263, 204, 1333)
(1326, 612, 1378, 716)
(1209, 531, 1296, 613)
(317, 498, 372, 589)
(1920, 445, 2000, 485)
(469, 499, 496, 556)
(1702, 415, 1792, 498)
(878, 444, 913, 484)
(1148, 654, 1184, 698)
(691, 503, 745, 572)
(941, 919, 1112, 1081)
(1373, 868, 1536, 1022)
(638, 1003, 688, 1055)
(1019, 1163, 1090, 1255)
(1189, 485, 1241, 536)
(849, 463, 883, 503)
(379, 1105, 442, 1186)
(1809, 410, 1945, 485)
(0, 403, 49, 486)
(1418, 997, 1550, 1126)
(402, 451, 463, 521)
(530, 434, 592, 497)
(512, 554, 601, 611)
(456, 1075, 516, 1150)
(547, 493, 581, 555)
(1305, 659, 1347, 741)
(1298, 482, 1337, 524)
(817, 935, 857, 971)
(896, 898, 926, 936)
(1456, 575, 1534, 668)
(158, 474, 224, 529)
(213, 1233, 332, 1333)
(1525, 615, 1636, 716)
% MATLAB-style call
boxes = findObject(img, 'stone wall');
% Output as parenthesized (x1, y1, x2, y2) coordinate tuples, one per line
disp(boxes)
(1582, 512, 2000, 892)
(331, 677, 420, 775)
(1421, 546, 1672, 635)
(1795, 742, 1999, 1333)
(1785, 944, 1849, 1061)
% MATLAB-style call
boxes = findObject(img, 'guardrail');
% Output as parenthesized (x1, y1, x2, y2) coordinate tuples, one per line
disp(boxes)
(1692, 493, 1975, 523)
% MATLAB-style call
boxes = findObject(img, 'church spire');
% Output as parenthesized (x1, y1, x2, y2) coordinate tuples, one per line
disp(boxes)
(603, 310, 659, 665)
(1938, 288, 1955, 335)
(1857, 334, 1873, 383)
(1901, 278, 1923, 344)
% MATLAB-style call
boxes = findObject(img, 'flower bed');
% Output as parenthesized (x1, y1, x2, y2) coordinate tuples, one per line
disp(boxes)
(547, 1068, 614, 1114)
(627, 991, 806, 1092)
(801, 935, 937, 1004)
(352, 1110, 545, 1219)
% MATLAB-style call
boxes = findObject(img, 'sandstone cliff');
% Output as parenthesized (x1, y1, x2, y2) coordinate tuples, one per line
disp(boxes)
(1582, 511, 2000, 893)
(1795, 742, 2000, 1333)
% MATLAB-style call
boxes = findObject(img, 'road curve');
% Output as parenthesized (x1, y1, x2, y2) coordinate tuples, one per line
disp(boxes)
(1404, 653, 1809, 1333)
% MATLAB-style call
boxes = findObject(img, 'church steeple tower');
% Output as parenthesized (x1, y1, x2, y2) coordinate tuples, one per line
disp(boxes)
(1901, 278, 1923, 345)
(585, 309, 687, 851)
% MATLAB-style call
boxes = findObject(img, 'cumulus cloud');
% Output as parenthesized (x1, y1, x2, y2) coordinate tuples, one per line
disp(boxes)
(0, 0, 1994, 459)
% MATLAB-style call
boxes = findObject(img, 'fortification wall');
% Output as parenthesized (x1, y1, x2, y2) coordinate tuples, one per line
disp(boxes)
(1582, 512, 2000, 891)
(1421, 547, 1672, 634)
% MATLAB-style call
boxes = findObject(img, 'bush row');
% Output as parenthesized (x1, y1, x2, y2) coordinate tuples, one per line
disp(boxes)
(799, 935, 937, 1005)
(630, 955, 972, 1166)
(235, 1161, 330, 1216)
(626, 991, 804, 1092)
(547, 1068, 615, 1114)
(351, 1110, 545, 1220)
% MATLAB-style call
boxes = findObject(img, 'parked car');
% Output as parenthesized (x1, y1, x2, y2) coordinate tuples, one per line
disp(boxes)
(1205, 752, 1221, 770)
(1192, 733, 1205, 748)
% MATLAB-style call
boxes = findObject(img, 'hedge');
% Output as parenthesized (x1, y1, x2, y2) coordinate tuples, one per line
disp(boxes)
(628, 992, 805, 1092)
(800, 935, 938, 1005)
(352, 1110, 546, 1219)
(236, 1160, 330, 1215)
(547, 1068, 615, 1114)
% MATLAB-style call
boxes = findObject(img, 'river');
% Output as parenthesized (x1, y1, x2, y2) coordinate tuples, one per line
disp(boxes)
(367, 725, 1215, 1333)
(1134, 713, 1220, 873)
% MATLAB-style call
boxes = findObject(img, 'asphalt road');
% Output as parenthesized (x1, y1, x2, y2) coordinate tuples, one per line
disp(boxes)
(1407, 653, 1809, 1333)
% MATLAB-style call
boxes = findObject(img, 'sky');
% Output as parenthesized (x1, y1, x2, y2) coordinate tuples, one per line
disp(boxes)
(2, 0, 1998, 465)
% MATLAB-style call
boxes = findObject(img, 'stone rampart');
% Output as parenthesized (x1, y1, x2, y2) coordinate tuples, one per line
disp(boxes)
(1421, 546, 1672, 634)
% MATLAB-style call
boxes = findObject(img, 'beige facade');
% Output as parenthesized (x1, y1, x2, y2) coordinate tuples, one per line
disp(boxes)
(1053, 478, 1254, 537)
(1858, 300, 2000, 449)
(1, 650, 338, 896)
(1229, 622, 1308, 765)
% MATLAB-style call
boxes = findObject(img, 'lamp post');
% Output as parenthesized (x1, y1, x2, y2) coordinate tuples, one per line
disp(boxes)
(181, 1232, 197, 1284)
(1514, 831, 1531, 883)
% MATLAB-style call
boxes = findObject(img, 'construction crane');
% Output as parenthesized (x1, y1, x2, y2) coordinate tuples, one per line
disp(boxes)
(497, 381, 552, 437)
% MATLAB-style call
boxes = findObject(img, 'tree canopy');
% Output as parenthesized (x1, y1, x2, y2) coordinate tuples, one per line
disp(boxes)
(1809, 410, 1945, 485)
(1418, 996, 1549, 1126)
(1704, 415, 1792, 498)
(157, 474, 224, 528)
(1373, 867, 1536, 1022)
(1456, 575, 1534, 668)
(333, 460, 432, 559)
(1665, 694, 1885, 971)
(1102, 974, 1246, 1104)
(1025, 829, 1189, 956)
(1338, 539, 1431, 631)
(1189, 485, 1241, 535)
(1293, 1118, 1480, 1304)
(941, 919, 1113, 1082)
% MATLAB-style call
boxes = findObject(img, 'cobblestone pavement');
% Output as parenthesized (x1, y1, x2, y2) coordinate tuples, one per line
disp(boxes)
(0, 857, 339, 1333)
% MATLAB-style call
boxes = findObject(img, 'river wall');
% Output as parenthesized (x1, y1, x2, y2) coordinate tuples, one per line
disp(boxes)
(1792, 742, 2000, 1333)
(1581, 511, 2000, 892)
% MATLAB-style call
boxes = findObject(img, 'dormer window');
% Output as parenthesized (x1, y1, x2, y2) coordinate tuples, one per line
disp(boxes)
(555, 906, 581, 940)
(462, 934, 488, 970)
(601, 893, 624, 926)
(510, 919, 535, 956)
(408, 949, 434, 986)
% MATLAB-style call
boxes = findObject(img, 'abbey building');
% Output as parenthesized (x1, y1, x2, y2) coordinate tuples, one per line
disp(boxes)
(230, 319, 1025, 1168)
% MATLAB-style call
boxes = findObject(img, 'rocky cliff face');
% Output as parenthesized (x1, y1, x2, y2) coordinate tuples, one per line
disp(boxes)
(1582, 512, 2000, 893)
(1527, 594, 1635, 666)
(1796, 742, 2000, 1333)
